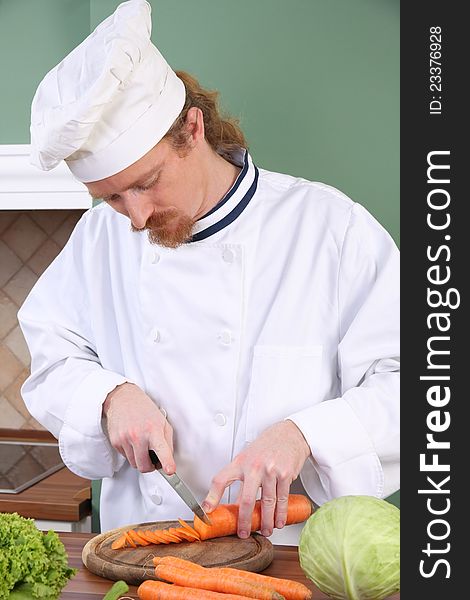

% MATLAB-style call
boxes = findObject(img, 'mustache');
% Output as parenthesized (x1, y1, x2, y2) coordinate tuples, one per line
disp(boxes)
(130, 208, 179, 233)
(130, 207, 195, 248)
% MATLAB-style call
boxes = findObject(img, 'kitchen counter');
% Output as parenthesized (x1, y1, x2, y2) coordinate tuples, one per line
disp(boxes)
(0, 429, 91, 525)
(60, 532, 400, 599)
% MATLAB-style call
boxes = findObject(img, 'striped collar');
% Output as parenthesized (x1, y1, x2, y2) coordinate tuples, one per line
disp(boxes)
(190, 150, 259, 242)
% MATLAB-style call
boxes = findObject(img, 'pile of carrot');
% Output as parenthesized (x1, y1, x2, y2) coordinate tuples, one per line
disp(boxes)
(136, 555, 312, 600)
(111, 519, 200, 550)
(111, 494, 313, 550)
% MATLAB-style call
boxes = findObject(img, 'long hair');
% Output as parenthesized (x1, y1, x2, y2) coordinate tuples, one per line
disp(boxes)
(164, 71, 247, 160)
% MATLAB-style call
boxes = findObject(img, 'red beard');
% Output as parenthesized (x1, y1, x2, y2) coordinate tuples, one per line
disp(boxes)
(131, 208, 195, 248)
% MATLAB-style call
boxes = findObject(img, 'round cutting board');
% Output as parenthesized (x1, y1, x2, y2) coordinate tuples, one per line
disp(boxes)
(82, 520, 274, 585)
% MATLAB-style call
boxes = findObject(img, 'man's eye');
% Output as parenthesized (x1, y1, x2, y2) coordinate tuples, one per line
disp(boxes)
(136, 179, 158, 191)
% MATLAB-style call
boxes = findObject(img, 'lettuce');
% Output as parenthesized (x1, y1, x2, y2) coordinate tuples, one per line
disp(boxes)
(0, 513, 76, 600)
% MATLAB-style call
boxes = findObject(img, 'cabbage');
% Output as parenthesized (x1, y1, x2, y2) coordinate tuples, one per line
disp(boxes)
(299, 495, 399, 600)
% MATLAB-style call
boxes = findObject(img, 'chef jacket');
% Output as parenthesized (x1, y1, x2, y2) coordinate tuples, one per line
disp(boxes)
(18, 150, 399, 544)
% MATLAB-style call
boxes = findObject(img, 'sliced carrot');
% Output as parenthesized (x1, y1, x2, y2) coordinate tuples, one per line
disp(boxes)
(111, 534, 128, 550)
(178, 518, 201, 539)
(142, 530, 163, 544)
(128, 529, 151, 546)
(124, 531, 137, 548)
(168, 527, 193, 541)
(161, 531, 183, 543)
(151, 530, 171, 544)
(171, 528, 197, 542)
(156, 530, 181, 543)
(136, 529, 153, 544)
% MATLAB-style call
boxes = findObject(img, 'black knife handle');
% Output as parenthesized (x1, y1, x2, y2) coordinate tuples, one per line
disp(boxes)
(149, 449, 163, 470)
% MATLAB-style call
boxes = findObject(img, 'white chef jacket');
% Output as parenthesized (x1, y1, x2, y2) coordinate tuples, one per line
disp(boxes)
(18, 150, 399, 544)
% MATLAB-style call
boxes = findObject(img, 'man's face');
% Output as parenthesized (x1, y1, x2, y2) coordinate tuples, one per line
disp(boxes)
(85, 137, 205, 248)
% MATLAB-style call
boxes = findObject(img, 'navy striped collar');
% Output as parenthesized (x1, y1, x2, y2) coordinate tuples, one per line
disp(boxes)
(190, 151, 258, 242)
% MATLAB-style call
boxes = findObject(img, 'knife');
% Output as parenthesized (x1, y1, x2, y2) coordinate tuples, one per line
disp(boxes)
(148, 449, 212, 525)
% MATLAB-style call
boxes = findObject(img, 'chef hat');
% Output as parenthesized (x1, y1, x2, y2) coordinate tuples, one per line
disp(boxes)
(30, 0, 185, 183)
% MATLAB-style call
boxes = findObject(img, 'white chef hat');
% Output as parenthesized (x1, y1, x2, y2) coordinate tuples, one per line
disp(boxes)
(30, 0, 185, 183)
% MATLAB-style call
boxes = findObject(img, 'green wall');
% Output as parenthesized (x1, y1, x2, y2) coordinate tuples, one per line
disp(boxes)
(0, 0, 399, 243)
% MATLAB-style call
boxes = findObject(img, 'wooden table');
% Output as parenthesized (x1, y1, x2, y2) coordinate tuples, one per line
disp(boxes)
(60, 532, 400, 599)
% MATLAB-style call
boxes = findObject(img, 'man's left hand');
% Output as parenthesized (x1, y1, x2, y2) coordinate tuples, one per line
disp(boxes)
(202, 420, 310, 538)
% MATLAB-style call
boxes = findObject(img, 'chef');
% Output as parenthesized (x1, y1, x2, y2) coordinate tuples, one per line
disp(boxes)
(19, 0, 399, 544)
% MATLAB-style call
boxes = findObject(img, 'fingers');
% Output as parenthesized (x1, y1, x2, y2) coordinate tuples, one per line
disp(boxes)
(237, 475, 261, 539)
(203, 464, 241, 514)
(149, 434, 176, 475)
(259, 477, 277, 537)
(274, 477, 291, 529)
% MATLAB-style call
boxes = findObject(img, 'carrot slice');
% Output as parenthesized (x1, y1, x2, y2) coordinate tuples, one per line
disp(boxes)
(111, 534, 128, 550)
(178, 519, 201, 539)
(129, 529, 150, 546)
(152, 530, 172, 543)
(160, 530, 182, 543)
(142, 530, 162, 544)
(171, 528, 197, 542)
(125, 531, 137, 548)
(168, 527, 190, 540)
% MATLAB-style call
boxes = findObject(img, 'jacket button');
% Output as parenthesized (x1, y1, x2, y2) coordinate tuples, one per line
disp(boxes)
(150, 493, 163, 505)
(222, 248, 235, 263)
(218, 330, 233, 345)
(153, 329, 161, 343)
(151, 251, 160, 264)
(214, 413, 227, 426)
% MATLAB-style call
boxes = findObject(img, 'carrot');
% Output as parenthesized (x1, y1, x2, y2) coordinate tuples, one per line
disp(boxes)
(212, 568, 312, 600)
(193, 494, 313, 540)
(124, 531, 137, 548)
(129, 529, 151, 545)
(177, 518, 201, 539)
(137, 580, 261, 600)
(143, 530, 164, 544)
(158, 530, 182, 543)
(154, 564, 285, 600)
(111, 533, 127, 550)
(171, 529, 195, 542)
(151, 557, 311, 600)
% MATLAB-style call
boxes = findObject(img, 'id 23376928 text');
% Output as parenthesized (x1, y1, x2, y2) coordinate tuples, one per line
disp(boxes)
(429, 26, 443, 115)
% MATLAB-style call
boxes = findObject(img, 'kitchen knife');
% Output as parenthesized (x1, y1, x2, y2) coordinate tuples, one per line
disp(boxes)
(148, 449, 212, 525)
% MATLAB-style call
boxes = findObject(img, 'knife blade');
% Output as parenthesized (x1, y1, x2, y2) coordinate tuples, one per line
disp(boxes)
(148, 449, 211, 525)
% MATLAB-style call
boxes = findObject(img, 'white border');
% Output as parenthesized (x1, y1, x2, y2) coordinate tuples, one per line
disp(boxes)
(0, 145, 92, 210)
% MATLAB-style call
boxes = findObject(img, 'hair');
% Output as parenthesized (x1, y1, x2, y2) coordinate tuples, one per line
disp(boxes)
(164, 71, 247, 160)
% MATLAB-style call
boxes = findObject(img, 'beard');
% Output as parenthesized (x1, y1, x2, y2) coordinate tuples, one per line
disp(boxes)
(131, 208, 195, 248)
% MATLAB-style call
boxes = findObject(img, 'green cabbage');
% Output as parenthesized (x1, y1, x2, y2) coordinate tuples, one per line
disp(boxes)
(299, 495, 399, 600)
(0, 512, 76, 600)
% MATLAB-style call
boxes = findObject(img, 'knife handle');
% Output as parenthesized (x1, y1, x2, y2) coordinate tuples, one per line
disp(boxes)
(149, 449, 163, 470)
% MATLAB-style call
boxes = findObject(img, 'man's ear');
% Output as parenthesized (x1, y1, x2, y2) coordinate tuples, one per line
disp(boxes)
(185, 106, 205, 146)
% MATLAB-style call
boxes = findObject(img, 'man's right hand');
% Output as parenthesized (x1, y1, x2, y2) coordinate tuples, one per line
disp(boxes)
(102, 382, 175, 474)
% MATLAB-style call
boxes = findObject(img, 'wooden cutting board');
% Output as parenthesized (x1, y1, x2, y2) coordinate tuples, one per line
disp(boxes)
(82, 520, 274, 586)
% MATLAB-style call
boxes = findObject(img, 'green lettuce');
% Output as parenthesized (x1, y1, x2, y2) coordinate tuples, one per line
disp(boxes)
(0, 513, 76, 600)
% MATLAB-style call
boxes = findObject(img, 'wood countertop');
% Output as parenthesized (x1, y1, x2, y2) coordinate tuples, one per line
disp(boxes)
(0, 429, 91, 522)
(60, 532, 400, 599)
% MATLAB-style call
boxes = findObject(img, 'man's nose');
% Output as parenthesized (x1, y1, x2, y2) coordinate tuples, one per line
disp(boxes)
(122, 193, 154, 229)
